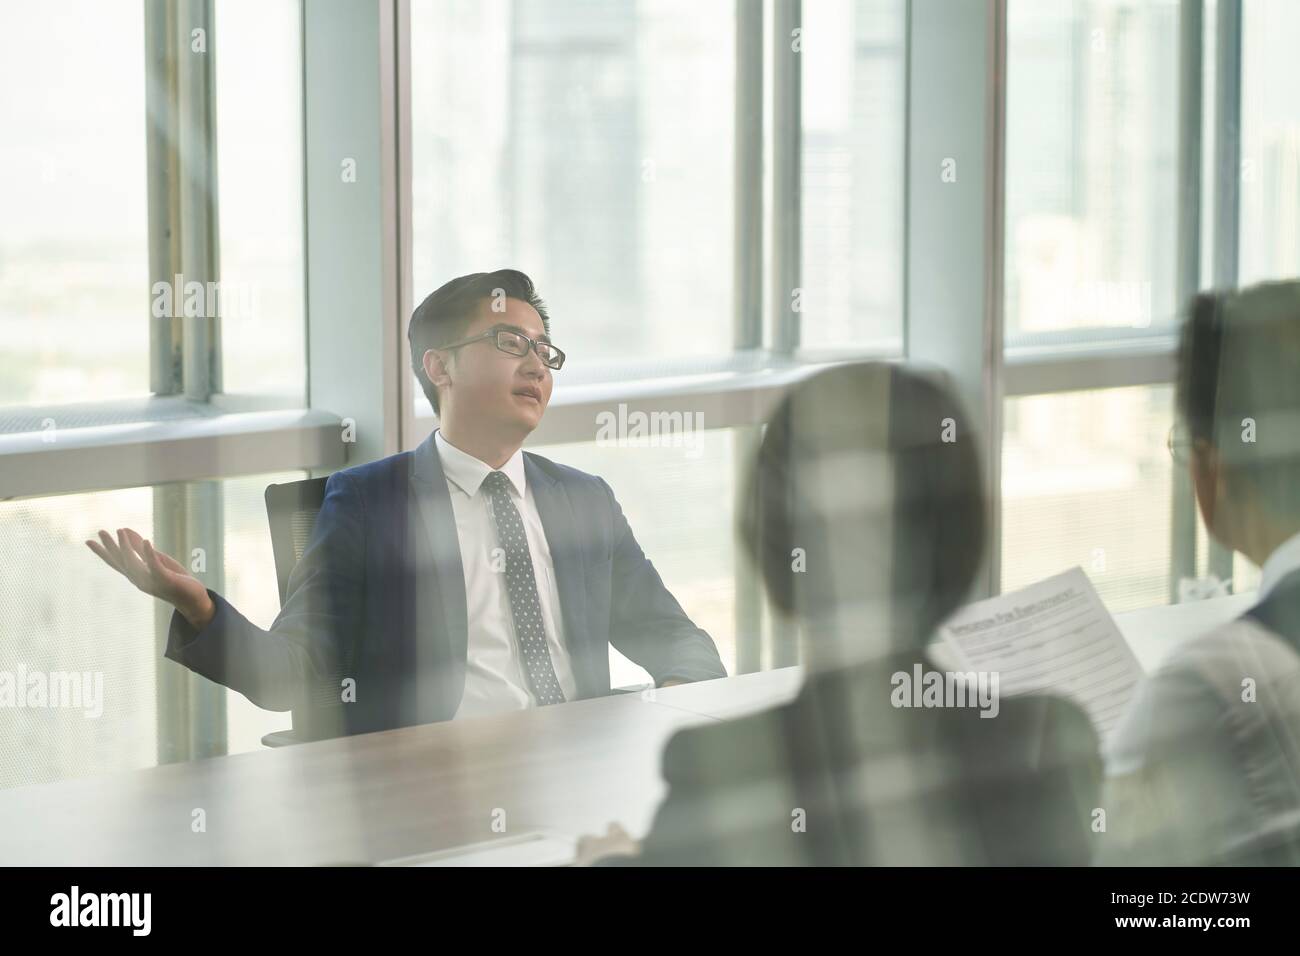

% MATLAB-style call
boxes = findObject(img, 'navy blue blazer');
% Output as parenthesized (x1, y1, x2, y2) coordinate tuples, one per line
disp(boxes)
(165, 433, 727, 738)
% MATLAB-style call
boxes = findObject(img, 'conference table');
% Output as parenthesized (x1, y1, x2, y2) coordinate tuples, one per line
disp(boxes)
(0, 590, 1255, 865)
(0, 667, 804, 866)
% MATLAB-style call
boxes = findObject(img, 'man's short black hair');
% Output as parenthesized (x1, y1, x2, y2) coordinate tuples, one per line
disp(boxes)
(1176, 280, 1300, 523)
(408, 269, 550, 414)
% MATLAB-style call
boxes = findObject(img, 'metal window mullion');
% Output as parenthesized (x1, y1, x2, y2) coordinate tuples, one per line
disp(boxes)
(144, 0, 227, 765)
(185, 481, 226, 757)
(770, 0, 802, 358)
(1207, 0, 1242, 585)
(733, 0, 765, 675)
(299, 0, 313, 414)
(145, 0, 190, 766)
(177, 0, 222, 401)
(985, 0, 1007, 600)
(767, 0, 802, 669)
(303, 0, 403, 468)
(144, 0, 183, 396)
(178, 0, 228, 761)
(1170, 0, 1205, 602)
(395, 0, 413, 460)
(152, 481, 227, 763)
(905, 0, 1006, 601)
(734, 0, 765, 354)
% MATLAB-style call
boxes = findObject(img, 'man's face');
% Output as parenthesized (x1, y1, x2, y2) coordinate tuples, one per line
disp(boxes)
(429, 297, 554, 437)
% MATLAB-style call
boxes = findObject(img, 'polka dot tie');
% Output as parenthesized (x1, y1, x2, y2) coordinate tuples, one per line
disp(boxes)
(481, 471, 567, 706)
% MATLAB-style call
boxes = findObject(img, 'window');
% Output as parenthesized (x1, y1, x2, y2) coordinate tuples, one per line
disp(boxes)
(10, 0, 1291, 797)
(999, 0, 1299, 612)
(0, 0, 306, 412)
(800, 0, 905, 353)
(0, 483, 155, 790)
(1005, 0, 1180, 341)
(0, 470, 305, 791)
(409, 0, 736, 384)
(1001, 385, 1176, 612)
(214, 0, 306, 401)
(1002, 0, 1185, 613)
(0, 1, 149, 407)
(1240, 0, 1300, 285)
(0, 1, 312, 790)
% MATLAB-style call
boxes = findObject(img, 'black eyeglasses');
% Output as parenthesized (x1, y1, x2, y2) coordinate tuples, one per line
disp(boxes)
(438, 326, 566, 370)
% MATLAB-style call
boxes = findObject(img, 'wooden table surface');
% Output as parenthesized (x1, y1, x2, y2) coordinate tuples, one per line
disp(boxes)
(0, 667, 804, 866)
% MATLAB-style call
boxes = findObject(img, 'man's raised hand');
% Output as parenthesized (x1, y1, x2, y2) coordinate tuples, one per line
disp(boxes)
(86, 528, 215, 630)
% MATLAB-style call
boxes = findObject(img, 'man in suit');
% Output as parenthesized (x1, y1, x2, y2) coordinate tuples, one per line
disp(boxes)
(88, 269, 726, 739)
(1102, 280, 1300, 865)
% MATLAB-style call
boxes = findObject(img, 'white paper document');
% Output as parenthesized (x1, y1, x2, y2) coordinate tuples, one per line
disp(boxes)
(938, 566, 1143, 745)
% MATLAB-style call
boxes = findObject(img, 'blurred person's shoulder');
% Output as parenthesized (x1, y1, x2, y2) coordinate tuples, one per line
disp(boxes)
(642, 703, 814, 866)
(1143, 570, 1300, 718)
(1106, 598, 1300, 797)
(658, 661, 935, 785)
(660, 703, 791, 787)
(942, 693, 1102, 865)
(943, 690, 1101, 771)
(1131, 612, 1300, 764)
(1159, 614, 1300, 696)
(1103, 613, 1300, 866)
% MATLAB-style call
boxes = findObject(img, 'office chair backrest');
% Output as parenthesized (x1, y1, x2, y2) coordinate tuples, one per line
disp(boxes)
(261, 476, 330, 748)
(265, 476, 330, 606)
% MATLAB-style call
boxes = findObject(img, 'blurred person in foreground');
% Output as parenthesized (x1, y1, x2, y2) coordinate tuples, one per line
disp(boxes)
(578, 361, 1102, 865)
(1102, 280, 1300, 866)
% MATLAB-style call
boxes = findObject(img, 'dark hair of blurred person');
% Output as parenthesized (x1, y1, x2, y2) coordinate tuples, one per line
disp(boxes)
(1176, 282, 1300, 562)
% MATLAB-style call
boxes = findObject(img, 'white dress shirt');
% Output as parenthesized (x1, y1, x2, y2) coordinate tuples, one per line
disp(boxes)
(1101, 528, 1300, 864)
(435, 430, 578, 719)
(1257, 529, 1300, 602)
